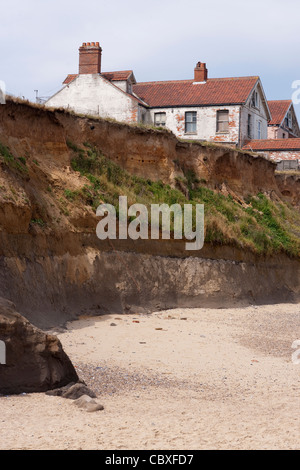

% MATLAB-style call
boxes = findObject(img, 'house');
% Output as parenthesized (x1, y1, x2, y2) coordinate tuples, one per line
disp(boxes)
(242, 138, 300, 170)
(133, 66, 271, 147)
(46, 42, 148, 123)
(46, 42, 271, 148)
(267, 100, 300, 139)
(244, 100, 300, 169)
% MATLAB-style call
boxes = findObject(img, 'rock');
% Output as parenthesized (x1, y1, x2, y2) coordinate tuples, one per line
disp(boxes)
(60, 382, 97, 400)
(73, 394, 104, 412)
(45, 381, 78, 397)
(0, 297, 78, 395)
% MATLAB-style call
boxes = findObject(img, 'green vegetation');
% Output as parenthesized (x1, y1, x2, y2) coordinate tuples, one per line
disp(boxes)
(66, 141, 300, 257)
(30, 218, 45, 227)
(0, 142, 28, 176)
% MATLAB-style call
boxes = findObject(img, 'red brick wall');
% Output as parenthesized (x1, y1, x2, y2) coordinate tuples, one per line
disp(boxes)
(79, 42, 102, 74)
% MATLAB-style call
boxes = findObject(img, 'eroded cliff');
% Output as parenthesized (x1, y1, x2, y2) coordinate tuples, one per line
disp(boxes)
(0, 98, 299, 328)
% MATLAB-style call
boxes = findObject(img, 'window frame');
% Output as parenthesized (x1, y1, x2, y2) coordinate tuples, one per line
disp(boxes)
(184, 111, 197, 134)
(216, 109, 229, 134)
(247, 114, 252, 139)
(257, 120, 262, 139)
(288, 111, 292, 129)
(251, 91, 259, 109)
(154, 112, 166, 127)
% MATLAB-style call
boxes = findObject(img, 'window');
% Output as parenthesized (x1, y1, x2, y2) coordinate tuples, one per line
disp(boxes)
(285, 111, 292, 129)
(257, 120, 262, 139)
(185, 111, 197, 133)
(247, 114, 252, 138)
(216, 110, 229, 133)
(251, 91, 259, 108)
(154, 112, 166, 127)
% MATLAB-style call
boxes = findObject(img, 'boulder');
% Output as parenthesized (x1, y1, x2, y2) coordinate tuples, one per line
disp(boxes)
(0, 297, 78, 395)
(73, 394, 104, 412)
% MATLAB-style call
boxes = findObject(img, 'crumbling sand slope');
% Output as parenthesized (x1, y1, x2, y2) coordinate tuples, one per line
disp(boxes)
(0, 98, 298, 328)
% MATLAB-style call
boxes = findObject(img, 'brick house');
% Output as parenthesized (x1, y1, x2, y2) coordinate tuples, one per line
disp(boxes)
(46, 42, 271, 147)
(242, 138, 300, 170)
(133, 66, 271, 147)
(46, 43, 148, 123)
(244, 101, 300, 169)
(267, 100, 300, 139)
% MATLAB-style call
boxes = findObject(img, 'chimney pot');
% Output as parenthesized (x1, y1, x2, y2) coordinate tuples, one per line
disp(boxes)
(79, 41, 102, 74)
(194, 62, 208, 82)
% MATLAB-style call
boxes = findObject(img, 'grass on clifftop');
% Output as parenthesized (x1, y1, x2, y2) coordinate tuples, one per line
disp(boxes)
(66, 141, 300, 257)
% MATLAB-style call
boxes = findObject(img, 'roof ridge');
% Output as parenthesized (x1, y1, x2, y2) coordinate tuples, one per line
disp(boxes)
(247, 138, 300, 142)
(135, 76, 259, 86)
(267, 99, 292, 103)
(102, 70, 133, 73)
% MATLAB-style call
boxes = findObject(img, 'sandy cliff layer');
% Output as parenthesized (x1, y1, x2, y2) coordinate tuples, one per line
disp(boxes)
(0, 238, 299, 329)
(275, 173, 300, 207)
(0, 99, 283, 195)
(0, 99, 299, 328)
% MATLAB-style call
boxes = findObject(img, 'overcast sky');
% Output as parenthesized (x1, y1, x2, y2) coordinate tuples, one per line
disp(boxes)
(1, 0, 300, 118)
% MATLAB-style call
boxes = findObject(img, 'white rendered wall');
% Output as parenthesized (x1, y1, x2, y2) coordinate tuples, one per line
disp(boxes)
(149, 105, 241, 144)
(46, 74, 139, 122)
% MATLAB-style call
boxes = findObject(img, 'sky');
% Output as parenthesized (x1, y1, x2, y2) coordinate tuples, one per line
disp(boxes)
(1, 0, 300, 119)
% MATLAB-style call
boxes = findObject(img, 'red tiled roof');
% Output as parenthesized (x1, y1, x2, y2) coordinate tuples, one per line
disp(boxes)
(101, 70, 133, 81)
(63, 70, 134, 85)
(63, 74, 78, 84)
(267, 100, 292, 125)
(62, 71, 146, 106)
(243, 138, 300, 151)
(133, 76, 259, 107)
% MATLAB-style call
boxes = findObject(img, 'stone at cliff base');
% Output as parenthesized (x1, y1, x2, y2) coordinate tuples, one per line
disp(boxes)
(46, 382, 97, 399)
(0, 297, 78, 395)
(73, 394, 104, 412)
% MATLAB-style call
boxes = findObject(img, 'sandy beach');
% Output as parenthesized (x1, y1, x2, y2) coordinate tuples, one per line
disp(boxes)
(1, 303, 299, 450)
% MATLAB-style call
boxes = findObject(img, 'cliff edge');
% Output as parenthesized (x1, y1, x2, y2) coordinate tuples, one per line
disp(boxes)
(0, 98, 299, 328)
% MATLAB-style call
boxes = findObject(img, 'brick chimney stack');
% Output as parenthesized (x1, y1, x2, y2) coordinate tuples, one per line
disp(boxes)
(79, 42, 102, 74)
(194, 62, 208, 83)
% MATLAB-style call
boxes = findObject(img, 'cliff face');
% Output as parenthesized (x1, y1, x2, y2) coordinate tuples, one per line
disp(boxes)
(0, 234, 299, 329)
(0, 99, 281, 198)
(0, 99, 299, 329)
(275, 173, 300, 207)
